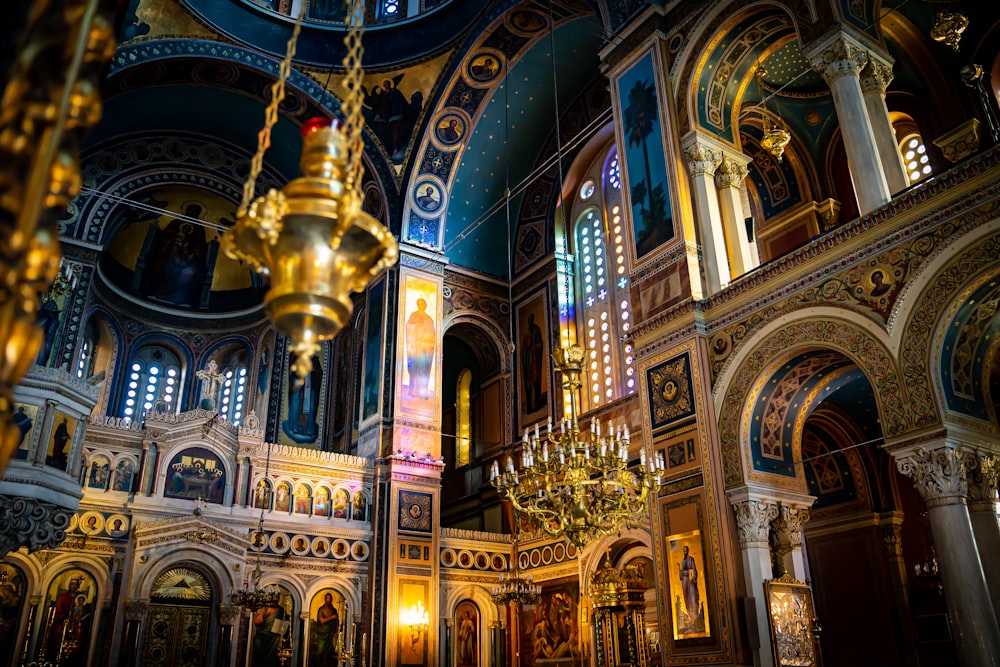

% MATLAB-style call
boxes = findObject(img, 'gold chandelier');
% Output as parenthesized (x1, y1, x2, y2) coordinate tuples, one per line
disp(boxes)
(490, 346, 663, 549)
(491, 536, 541, 606)
(221, 0, 398, 380)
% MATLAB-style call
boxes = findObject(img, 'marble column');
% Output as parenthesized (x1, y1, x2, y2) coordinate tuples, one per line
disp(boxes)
(808, 32, 892, 213)
(896, 445, 1000, 666)
(730, 496, 780, 667)
(967, 453, 1000, 623)
(771, 503, 810, 581)
(880, 513, 920, 667)
(715, 154, 759, 277)
(681, 136, 729, 292)
(859, 53, 910, 194)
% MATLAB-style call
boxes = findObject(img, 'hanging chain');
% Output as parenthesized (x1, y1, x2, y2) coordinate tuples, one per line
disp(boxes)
(341, 0, 367, 200)
(239, 5, 307, 215)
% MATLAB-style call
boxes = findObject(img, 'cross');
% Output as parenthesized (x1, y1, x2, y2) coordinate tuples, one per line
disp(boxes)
(196, 359, 225, 403)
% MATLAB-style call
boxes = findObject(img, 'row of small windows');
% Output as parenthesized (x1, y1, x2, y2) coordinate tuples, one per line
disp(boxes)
(573, 147, 635, 409)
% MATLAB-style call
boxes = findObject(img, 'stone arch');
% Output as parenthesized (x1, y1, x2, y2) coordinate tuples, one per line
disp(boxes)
(442, 312, 510, 376)
(442, 583, 500, 667)
(302, 576, 362, 623)
(134, 548, 235, 602)
(715, 308, 907, 490)
(893, 220, 1000, 432)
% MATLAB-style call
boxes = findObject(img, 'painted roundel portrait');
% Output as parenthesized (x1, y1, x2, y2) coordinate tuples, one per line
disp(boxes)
(412, 178, 445, 216)
(433, 112, 467, 148)
(467, 52, 503, 84)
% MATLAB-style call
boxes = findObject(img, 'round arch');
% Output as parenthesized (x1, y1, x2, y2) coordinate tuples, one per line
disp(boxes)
(714, 308, 907, 489)
(442, 584, 501, 667)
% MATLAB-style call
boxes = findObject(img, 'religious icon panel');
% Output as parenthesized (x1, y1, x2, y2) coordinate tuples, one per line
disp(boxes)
(308, 588, 346, 667)
(37, 568, 97, 665)
(163, 447, 226, 504)
(668, 529, 711, 640)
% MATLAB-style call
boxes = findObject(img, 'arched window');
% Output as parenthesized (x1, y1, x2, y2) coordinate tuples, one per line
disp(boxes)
(899, 133, 933, 184)
(76, 321, 96, 379)
(572, 146, 636, 409)
(381, 0, 399, 16)
(122, 345, 182, 419)
(211, 345, 250, 426)
(455, 368, 472, 467)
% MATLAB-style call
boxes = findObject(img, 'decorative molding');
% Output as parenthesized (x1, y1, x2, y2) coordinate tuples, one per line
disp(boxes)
(730, 498, 779, 547)
(124, 599, 149, 621)
(859, 56, 893, 95)
(439, 527, 511, 543)
(0, 494, 74, 557)
(683, 141, 721, 177)
(966, 453, 1000, 512)
(23, 364, 101, 401)
(880, 522, 903, 560)
(715, 157, 749, 190)
(772, 504, 810, 558)
(895, 445, 971, 508)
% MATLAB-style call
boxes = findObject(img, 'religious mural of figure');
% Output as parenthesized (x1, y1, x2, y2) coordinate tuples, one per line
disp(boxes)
(37, 298, 61, 366)
(250, 587, 292, 667)
(362, 73, 423, 163)
(88, 457, 110, 490)
(309, 591, 341, 667)
(405, 298, 435, 400)
(456, 603, 478, 667)
(521, 313, 545, 413)
(112, 460, 134, 492)
(163, 448, 226, 504)
(522, 583, 580, 666)
(274, 483, 291, 513)
(869, 269, 892, 297)
(679, 545, 699, 623)
(332, 489, 349, 520)
(0, 564, 26, 667)
(257, 341, 271, 412)
(469, 55, 500, 82)
(282, 351, 322, 445)
(314, 488, 330, 517)
(139, 204, 210, 309)
(294, 485, 311, 514)
(415, 185, 440, 213)
(117, 0, 151, 40)
(435, 117, 464, 145)
(47, 416, 72, 471)
(307, 0, 346, 21)
(253, 480, 272, 509)
(40, 571, 95, 666)
(13, 405, 34, 452)
(353, 492, 367, 522)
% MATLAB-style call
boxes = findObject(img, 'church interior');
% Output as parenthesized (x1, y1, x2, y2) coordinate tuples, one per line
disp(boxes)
(1, 1, 1000, 666)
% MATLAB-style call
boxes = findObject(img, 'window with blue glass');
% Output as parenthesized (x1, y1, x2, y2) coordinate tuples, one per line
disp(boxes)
(121, 346, 182, 419)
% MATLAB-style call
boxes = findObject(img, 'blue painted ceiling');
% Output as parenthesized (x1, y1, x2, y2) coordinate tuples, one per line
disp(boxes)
(444, 16, 604, 278)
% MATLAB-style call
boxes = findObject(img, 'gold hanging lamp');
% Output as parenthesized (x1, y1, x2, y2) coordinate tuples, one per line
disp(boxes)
(222, 0, 398, 380)
(755, 66, 791, 163)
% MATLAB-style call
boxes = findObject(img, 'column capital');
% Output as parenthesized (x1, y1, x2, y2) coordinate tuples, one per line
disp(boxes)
(807, 32, 870, 84)
(966, 453, 1000, 512)
(772, 504, 810, 557)
(218, 604, 241, 626)
(859, 54, 894, 95)
(714, 156, 749, 189)
(730, 498, 779, 547)
(879, 513, 905, 560)
(124, 598, 149, 621)
(895, 444, 973, 508)
(682, 140, 721, 177)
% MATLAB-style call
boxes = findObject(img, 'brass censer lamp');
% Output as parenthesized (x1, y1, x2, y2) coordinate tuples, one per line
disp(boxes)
(221, 1, 397, 379)
(491, 346, 664, 549)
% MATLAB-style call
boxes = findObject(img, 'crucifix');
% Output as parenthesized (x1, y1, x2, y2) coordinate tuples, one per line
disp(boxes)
(196, 360, 225, 408)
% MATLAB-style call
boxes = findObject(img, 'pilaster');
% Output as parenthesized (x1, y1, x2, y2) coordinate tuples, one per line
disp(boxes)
(966, 452, 1000, 623)
(680, 132, 728, 292)
(728, 493, 779, 667)
(771, 503, 810, 581)
(714, 154, 758, 277)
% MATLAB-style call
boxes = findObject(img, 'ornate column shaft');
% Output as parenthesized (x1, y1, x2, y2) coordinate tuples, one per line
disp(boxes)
(714, 155, 759, 277)
(859, 54, 910, 194)
(680, 134, 728, 292)
(808, 32, 892, 213)
(967, 453, 1000, 623)
(896, 444, 1000, 666)
(771, 504, 810, 581)
(730, 495, 780, 667)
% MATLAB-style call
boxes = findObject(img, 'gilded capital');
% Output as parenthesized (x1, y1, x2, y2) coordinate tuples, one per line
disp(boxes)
(714, 157, 748, 189)
(895, 446, 971, 508)
(966, 453, 1000, 512)
(881, 522, 904, 559)
(772, 504, 810, 557)
(732, 499, 779, 547)
(808, 35, 869, 84)
(859, 56, 894, 94)
(684, 142, 721, 177)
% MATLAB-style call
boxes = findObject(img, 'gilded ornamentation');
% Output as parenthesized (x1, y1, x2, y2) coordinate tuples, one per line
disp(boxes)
(684, 142, 720, 177)
(895, 446, 971, 508)
(765, 573, 819, 667)
(880, 522, 904, 560)
(731, 499, 779, 547)
(714, 157, 748, 189)
(647, 354, 695, 430)
(0, 0, 116, 473)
